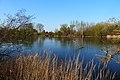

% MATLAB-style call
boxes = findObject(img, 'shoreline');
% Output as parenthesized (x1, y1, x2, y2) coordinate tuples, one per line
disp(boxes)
(107, 35, 120, 39)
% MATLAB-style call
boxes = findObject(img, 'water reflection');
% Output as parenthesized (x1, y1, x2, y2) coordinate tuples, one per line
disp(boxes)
(0, 36, 120, 72)
(0, 36, 38, 60)
(35, 36, 45, 48)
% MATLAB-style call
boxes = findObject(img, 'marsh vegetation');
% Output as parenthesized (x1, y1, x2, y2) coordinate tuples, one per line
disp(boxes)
(0, 10, 120, 80)
(0, 53, 116, 80)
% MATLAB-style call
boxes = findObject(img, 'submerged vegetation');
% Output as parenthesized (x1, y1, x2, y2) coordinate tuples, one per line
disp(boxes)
(0, 53, 116, 80)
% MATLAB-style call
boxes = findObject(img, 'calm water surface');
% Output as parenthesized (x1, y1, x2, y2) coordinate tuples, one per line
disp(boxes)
(1, 36, 120, 73)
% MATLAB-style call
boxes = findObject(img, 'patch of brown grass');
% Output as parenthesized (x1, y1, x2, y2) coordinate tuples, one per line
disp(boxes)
(0, 54, 116, 80)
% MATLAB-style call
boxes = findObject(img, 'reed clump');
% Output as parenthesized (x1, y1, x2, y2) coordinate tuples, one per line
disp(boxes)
(0, 54, 116, 80)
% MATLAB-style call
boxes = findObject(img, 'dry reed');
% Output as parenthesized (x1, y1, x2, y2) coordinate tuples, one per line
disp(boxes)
(0, 53, 116, 80)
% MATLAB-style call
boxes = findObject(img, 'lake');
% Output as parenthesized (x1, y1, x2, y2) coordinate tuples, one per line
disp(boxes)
(0, 36, 120, 74)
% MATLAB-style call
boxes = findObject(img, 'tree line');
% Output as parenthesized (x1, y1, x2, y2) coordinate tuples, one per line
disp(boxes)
(0, 9, 120, 40)
(54, 18, 120, 37)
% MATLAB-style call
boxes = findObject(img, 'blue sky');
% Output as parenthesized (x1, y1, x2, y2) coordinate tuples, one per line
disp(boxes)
(0, 0, 120, 31)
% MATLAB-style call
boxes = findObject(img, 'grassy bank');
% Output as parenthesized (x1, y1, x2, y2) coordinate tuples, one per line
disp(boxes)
(0, 54, 116, 80)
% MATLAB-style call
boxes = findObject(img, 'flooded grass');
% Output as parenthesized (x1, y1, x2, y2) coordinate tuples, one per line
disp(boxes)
(0, 53, 116, 80)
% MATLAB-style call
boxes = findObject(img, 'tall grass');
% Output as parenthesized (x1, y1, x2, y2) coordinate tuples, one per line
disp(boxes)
(0, 53, 116, 80)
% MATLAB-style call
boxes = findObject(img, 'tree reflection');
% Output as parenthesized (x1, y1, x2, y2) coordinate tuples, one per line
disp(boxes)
(36, 36, 45, 48)
(0, 35, 38, 60)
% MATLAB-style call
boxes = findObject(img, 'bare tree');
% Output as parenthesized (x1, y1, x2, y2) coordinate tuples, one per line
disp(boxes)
(36, 23, 44, 33)
(75, 21, 86, 37)
(0, 9, 35, 59)
(1, 9, 34, 29)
